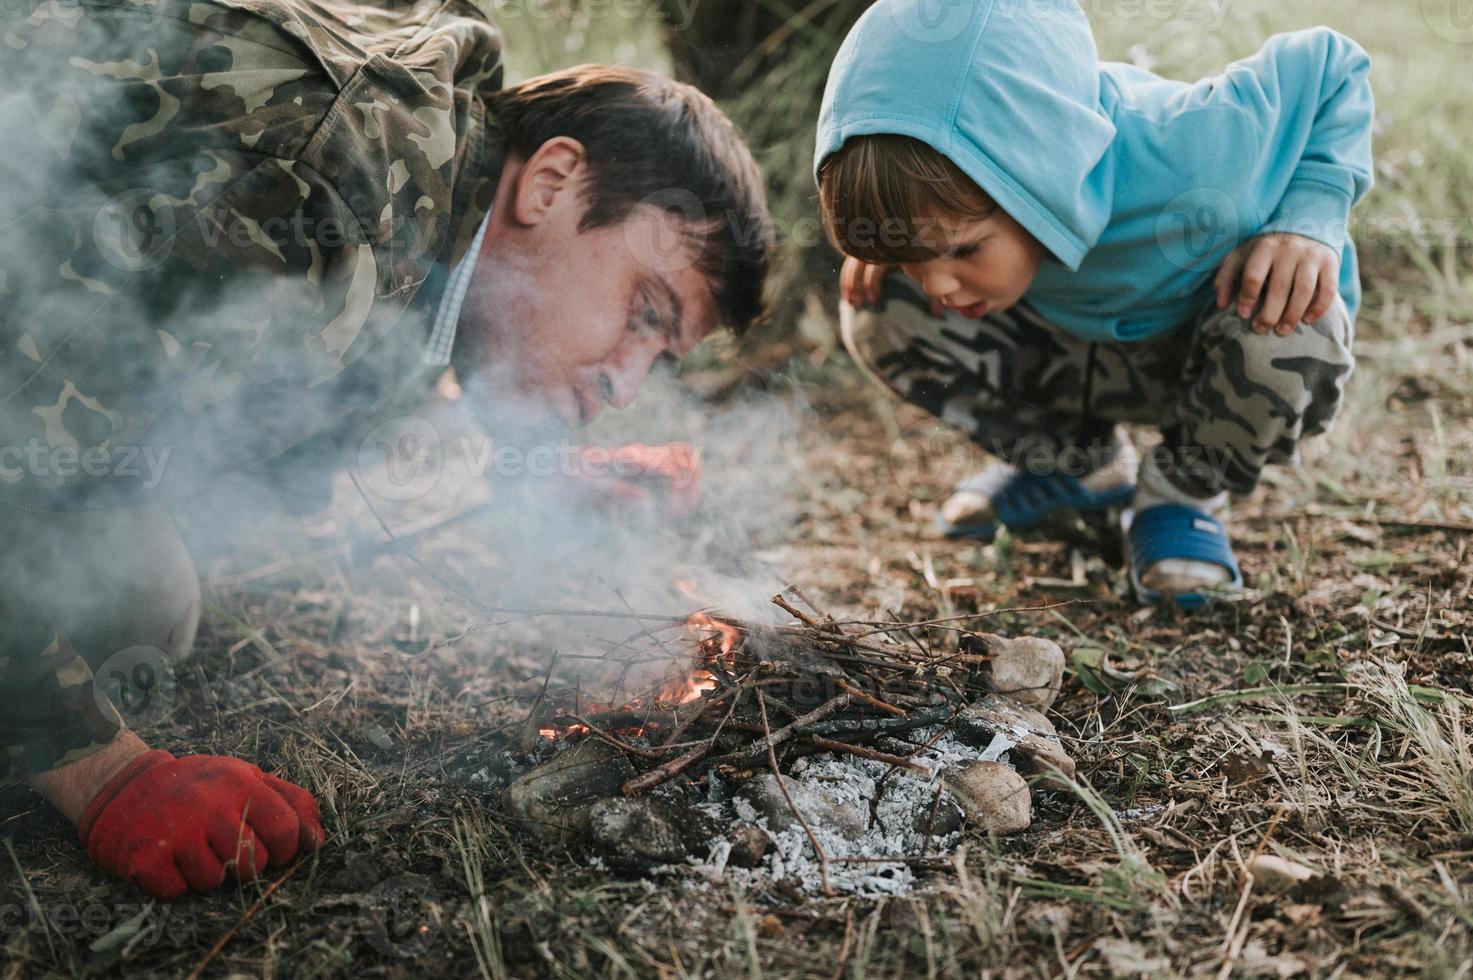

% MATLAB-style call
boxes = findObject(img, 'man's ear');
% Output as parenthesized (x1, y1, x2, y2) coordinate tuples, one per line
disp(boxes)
(511, 136, 587, 227)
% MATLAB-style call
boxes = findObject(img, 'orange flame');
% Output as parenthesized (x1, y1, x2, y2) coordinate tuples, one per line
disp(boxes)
(535, 609, 742, 740)
(537, 722, 591, 742)
(656, 611, 740, 705)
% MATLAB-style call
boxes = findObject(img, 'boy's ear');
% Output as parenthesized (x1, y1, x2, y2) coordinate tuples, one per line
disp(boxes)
(511, 136, 587, 227)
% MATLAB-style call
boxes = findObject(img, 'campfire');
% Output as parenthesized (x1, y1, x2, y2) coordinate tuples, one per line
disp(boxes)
(505, 593, 1075, 894)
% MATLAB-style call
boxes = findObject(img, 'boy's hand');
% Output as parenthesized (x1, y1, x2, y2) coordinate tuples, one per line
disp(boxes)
(840, 256, 891, 308)
(1214, 233, 1341, 336)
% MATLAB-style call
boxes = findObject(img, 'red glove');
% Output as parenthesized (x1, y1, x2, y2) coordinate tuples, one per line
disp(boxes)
(568, 443, 702, 520)
(80, 750, 324, 899)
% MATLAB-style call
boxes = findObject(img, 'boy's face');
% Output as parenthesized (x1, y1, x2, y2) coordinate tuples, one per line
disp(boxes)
(898, 210, 1047, 318)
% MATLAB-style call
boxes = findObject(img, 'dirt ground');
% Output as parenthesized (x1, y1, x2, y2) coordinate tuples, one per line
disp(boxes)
(2, 339, 1471, 977)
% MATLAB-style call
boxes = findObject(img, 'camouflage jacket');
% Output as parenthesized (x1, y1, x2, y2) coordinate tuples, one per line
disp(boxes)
(0, 0, 506, 777)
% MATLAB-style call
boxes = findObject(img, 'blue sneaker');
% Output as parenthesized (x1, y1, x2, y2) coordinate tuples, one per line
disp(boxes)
(934, 445, 1138, 541)
(1127, 504, 1244, 608)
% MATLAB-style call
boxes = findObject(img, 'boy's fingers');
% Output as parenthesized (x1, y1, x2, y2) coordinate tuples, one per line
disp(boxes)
(1236, 245, 1274, 321)
(1304, 279, 1335, 324)
(1279, 262, 1320, 334)
(1214, 249, 1243, 309)
(1255, 256, 1295, 331)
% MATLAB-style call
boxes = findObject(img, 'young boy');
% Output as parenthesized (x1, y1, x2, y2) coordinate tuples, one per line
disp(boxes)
(816, 0, 1373, 606)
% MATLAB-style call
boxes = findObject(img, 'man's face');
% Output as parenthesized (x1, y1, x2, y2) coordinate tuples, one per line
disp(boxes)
(898, 210, 1046, 319)
(457, 143, 718, 431)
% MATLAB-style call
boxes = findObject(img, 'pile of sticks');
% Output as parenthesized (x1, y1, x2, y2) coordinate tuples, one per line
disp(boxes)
(523, 592, 1001, 797)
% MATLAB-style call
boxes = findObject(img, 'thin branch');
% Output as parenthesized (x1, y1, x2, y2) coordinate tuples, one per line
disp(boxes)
(759, 689, 833, 897)
(186, 860, 303, 980)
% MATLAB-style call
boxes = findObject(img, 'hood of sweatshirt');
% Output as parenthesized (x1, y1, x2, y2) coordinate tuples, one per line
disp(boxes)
(815, 0, 1117, 272)
(815, 1, 1374, 341)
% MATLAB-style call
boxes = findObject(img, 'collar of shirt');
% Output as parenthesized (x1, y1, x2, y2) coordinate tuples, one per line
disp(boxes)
(422, 210, 492, 367)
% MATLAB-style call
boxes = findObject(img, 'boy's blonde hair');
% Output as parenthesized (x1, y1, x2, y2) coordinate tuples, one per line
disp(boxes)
(818, 134, 997, 264)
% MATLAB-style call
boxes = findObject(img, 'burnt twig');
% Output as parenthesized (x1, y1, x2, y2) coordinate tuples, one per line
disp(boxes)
(803, 736, 933, 774)
(708, 693, 852, 770)
(800, 705, 954, 741)
(758, 690, 833, 897)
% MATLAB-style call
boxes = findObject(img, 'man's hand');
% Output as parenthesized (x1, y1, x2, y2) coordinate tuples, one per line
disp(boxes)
(79, 751, 323, 899)
(567, 443, 702, 521)
(840, 256, 892, 308)
(1214, 233, 1341, 336)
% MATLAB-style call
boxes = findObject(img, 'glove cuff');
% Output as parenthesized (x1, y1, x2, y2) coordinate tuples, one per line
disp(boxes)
(78, 749, 175, 844)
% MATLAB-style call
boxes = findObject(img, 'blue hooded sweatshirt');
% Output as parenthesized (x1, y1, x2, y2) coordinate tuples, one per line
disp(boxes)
(814, 0, 1375, 342)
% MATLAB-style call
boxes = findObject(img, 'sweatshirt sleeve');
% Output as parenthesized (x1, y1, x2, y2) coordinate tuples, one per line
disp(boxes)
(1223, 27, 1375, 255)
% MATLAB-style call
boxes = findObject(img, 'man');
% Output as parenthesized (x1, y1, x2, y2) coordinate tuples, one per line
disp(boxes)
(0, 0, 771, 897)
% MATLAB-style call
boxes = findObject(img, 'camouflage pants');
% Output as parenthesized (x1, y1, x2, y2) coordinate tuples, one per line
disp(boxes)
(841, 273, 1355, 498)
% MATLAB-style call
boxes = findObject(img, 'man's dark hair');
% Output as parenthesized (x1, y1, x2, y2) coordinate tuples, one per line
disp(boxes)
(489, 65, 773, 335)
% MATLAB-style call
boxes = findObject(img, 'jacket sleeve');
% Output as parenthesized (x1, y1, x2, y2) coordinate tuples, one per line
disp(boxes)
(0, 155, 385, 778)
(1224, 27, 1375, 255)
(0, 620, 125, 781)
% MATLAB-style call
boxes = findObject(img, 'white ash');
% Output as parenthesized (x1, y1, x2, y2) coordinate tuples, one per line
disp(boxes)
(686, 727, 1016, 896)
(1116, 803, 1163, 823)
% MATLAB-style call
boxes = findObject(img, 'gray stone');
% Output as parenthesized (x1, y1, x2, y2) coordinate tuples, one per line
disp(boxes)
(982, 634, 1065, 710)
(953, 693, 1076, 783)
(943, 761, 1031, 834)
(586, 797, 716, 864)
(726, 823, 771, 867)
(1247, 855, 1317, 891)
(911, 796, 965, 837)
(502, 739, 637, 842)
(737, 773, 868, 840)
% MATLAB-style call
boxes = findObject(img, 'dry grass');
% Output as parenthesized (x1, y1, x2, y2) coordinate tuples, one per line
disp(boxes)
(3, 0, 1472, 976)
(1, 360, 1468, 976)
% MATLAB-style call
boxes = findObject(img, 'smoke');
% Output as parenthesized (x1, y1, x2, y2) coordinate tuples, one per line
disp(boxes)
(341, 364, 807, 688)
(0, 0, 807, 707)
